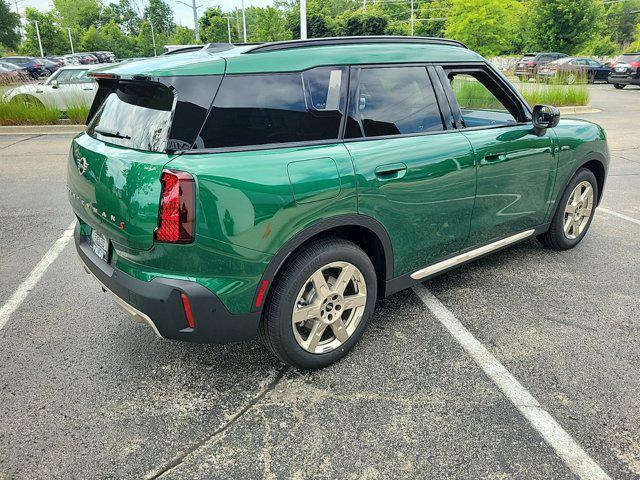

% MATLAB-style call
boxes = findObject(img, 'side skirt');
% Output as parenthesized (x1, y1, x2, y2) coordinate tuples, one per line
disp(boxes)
(384, 225, 547, 297)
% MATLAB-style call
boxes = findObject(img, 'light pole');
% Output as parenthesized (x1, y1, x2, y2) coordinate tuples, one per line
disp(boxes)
(14, 0, 22, 38)
(241, 0, 247, 43)
(33, 20, 44, 57)
(150, 21, 157, 56)
(410, 0, 414, 36)
(67, 27, 74, 54)
(300, 0, 307, 39)
(223, 16, 233, 44)
(174, 0, 202, 42)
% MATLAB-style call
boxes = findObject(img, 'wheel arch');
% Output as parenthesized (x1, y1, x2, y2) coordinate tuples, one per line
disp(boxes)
(251, 214, 394, 313)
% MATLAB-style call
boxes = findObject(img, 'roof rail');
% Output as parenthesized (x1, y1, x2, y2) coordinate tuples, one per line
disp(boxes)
(243, 36, 467, 54)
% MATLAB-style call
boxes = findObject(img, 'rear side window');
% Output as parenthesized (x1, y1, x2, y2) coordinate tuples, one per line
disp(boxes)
(346, 66, 443, 139)
(87, 81, 174, 152)
(619, 54, 640, 63)
(196, 66, 347, 149)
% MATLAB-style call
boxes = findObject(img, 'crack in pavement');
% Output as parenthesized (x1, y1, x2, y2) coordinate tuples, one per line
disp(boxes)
(0, 134, 43, 150)
(144, 365, 291, 480)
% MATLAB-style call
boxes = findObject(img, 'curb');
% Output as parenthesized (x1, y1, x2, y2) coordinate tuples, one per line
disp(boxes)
(557, 106, 601, 115)
(0, 124, 85, 135)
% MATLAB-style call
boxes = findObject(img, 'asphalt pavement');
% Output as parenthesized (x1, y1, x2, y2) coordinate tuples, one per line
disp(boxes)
(0, 83, 639, 479)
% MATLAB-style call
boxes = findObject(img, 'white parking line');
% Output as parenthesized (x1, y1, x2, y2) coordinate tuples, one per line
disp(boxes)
(412, 284, 611, 480)
(598, 207, 640, 226)
(0, 220, 76, 332)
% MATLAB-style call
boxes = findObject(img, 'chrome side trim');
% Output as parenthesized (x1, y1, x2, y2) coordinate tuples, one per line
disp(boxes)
(410, 229, 535, 280)
(81, 263, 163, 338)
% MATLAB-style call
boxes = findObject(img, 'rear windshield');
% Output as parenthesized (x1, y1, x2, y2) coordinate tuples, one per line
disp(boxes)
(519, 55, 535, 61)
(619, 54, 640, 63)
(87, 81, 174, 152)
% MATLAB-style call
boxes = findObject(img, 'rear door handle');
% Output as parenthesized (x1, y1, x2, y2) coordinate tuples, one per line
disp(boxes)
(482, 153, 507, 165)
(375, 163, 407, 181)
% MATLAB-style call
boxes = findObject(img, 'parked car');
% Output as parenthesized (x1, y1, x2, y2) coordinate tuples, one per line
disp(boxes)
(63, 54, 82, 65)
(0, 61, 29, 81)
(608, 52, 640, 89)
(537, 57, 611, 84)
(0, 65, 22, 84)
(46, 56, 66, 67)
(76, 53, 99, 64)
(68, 37, 609, 369)
(90, 51, 116, 63)
(38, 58, 61, 76)
(3, 65, 98, 110)
(515, 52, 568, 81)
(0, 56, 47, 79)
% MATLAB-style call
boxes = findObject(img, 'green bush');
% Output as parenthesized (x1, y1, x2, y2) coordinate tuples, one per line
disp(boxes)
(0, 99, 61, 125)
(66, 104, 90, 124)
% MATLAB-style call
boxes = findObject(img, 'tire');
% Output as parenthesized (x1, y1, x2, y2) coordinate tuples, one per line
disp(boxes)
(10, 95, 43, 108)
(566, 73, 576, 85)
(614, 83, 626, 89)
(537, 168, 598, 250)
(260, 237, 377, 369)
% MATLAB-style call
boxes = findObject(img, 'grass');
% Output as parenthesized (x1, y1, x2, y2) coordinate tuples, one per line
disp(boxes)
(452, 77, 589, 108)
(0, 98, 89, 126)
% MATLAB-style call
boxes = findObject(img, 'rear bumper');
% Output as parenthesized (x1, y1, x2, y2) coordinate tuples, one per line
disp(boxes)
(75, 225, 261, 344)
(608, 74, 640, 85)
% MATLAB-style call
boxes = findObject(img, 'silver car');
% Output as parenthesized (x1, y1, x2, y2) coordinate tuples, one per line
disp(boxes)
(2, 65, 99, 110)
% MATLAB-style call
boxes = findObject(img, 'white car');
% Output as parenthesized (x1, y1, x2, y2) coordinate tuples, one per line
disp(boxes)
(3, 65, 100, 110)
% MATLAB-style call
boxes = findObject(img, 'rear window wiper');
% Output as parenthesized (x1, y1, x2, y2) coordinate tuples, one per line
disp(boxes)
(94, 127, 131, 140)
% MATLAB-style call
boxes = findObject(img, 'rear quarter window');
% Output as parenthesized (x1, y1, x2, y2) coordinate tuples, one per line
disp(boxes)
(195, 67, 347, 149)
(87, 81, 174, 152)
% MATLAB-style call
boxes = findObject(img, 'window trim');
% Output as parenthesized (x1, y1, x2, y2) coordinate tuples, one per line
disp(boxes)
(344, 63, 448, 141)
(436, 62, 533, 132)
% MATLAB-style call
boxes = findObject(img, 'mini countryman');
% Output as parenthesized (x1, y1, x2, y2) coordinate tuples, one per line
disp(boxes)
(68, 37, 609, 369)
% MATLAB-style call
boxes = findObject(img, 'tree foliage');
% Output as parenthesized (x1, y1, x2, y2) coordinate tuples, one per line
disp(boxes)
(526, 0, 605, 53)
(20, 8, 68, 56)
(445, 0, 524, 56)
(144, 0, 174, 36)
(0, 0, 21, 50)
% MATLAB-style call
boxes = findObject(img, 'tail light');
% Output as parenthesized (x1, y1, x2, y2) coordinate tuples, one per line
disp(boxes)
(526, 61, 537, 66)
(630, 62, 640, 68)
(155, 170, 195, 243)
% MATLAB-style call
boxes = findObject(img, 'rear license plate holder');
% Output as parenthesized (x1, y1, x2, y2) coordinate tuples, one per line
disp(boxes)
(90, 230, 111, 263)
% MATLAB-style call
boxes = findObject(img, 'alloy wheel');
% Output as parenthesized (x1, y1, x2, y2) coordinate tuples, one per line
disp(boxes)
(292, 261, 367, 354)
(563, 180, 594, 240)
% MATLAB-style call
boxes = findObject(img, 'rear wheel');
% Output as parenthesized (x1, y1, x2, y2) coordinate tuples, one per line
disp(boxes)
(260, 237, 377, 369)
(537, 168, 598, 250)
(614, 83, 626, 89)
(566, 73, 577, 85)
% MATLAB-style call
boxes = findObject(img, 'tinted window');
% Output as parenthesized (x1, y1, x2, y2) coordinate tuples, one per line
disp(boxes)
(87, 81, 173, 152)
(346, 66, 443, 138)
(448, 72, 518, 128)
(619, 54, 640, 63)
(197, 67, 347, 149)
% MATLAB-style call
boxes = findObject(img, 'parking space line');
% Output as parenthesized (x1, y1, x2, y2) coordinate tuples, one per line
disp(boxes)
(412, 284, 611, 480)
(598, 207, 640, 226)
(0, 220, 76, 332)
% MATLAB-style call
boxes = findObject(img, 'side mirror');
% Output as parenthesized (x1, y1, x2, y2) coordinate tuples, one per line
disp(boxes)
(50, 80, 59, 89)
(532, 104, 560, 134)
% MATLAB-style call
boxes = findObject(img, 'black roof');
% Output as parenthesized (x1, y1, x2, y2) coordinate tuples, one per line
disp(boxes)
(243, 36, 467, 54)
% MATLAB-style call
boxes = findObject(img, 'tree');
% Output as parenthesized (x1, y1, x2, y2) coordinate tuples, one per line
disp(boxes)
(336, 12, 388, 36)
(102, 0, 142, 35)
(144, 0, 174, 36)
(526, 0, 605, 54)
(137, 20, 166, 56)
(169, 25, 197, 45)
(0, 0, 20, 50)
(604, 0, 640, 48)
(20, 8, 69, 56)
(250, 6, 291, 42)
(53, 0, 102, 30)
(445, 0, 524, 56)
(415, 0, 451, 37)
(200, 7, 234, 42)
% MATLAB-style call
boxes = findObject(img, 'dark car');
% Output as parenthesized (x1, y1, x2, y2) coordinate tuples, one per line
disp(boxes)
(515, 52, 568, 81)
(537, 57, 611, 84)
(608, 53, 640, 89)
(89, 51, 114, 63)
(77, 53, 99, 65)
(0, 56, 49, 79)
(38, 58, 61, 76)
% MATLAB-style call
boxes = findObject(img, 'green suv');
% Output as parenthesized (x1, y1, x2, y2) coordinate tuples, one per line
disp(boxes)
(68, 37, 609, 369)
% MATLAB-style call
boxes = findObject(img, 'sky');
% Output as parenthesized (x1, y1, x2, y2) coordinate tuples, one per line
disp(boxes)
(13, 0, 275, 29)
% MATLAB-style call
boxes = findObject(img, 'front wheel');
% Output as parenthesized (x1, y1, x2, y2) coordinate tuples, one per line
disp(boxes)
(260, 237, 377, 369)
(537, 168, 598, 250)
(614, 83, 626, 89)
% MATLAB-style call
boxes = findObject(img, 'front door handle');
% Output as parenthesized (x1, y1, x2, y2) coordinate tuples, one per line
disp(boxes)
(482, 153, 507, 165)
(375, 163, 407, 181)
